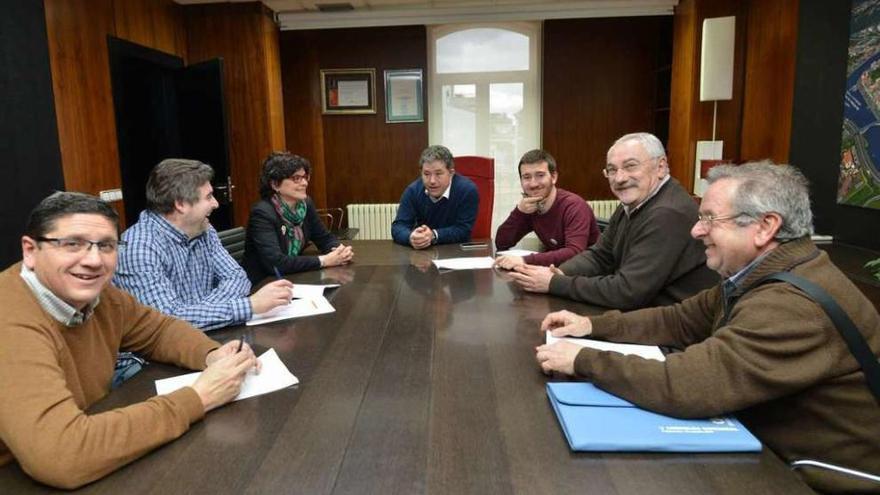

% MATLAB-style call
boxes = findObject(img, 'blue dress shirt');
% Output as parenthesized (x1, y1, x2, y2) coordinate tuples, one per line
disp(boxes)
(114, 210, 252, 330)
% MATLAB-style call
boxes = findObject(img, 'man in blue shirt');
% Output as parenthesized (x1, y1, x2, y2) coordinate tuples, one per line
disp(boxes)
(391, 145, 479, 249)
(114, 159, 293, 330)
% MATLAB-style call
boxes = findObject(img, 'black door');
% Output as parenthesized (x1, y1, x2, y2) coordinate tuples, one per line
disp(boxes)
(175, 59, 233, 230)
(108, 37, 233, 231)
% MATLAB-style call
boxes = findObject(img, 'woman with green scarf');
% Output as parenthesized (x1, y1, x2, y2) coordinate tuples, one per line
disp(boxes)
(243, 152, 354, 284)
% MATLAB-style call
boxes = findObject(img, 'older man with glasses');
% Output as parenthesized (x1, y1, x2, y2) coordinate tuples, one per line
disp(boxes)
(535, 162, 880, 493)
(510, 132, 717, 310)
(0, 192, 260, 488)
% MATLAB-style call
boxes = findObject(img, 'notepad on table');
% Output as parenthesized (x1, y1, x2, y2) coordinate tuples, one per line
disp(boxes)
(432, 256, 495, 270)
(545, 333, 665, 361)
(292, 283, 340, 299)
(247, 296, 335, 326)
(496, 249, 537, 257)
(155, 348, 298, 401)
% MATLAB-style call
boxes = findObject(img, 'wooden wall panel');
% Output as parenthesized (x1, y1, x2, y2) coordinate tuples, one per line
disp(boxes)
(542, 17, 671, 201)
(262, 13, 286, 152)
(185, 3, 286, 226)
(113, 0, 186, 60)
(668, 0, 799, 192)
(739, 0, 799, 163)
(44, 0, 189, 228)
(279, 26, 428, 213)
(667, 0, 747, 191)
(280, 31, 328, 208)
(44, 0, 121, 196)
(667, 0, 697, 185)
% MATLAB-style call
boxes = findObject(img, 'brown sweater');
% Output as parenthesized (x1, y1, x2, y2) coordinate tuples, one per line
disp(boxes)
(576, 238, 880, 493)
(0, 263, 220, 489)
(549, 178, 718, 309)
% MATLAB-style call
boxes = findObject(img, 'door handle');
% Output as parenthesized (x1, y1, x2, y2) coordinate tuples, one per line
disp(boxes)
(214, 176, 236, 204)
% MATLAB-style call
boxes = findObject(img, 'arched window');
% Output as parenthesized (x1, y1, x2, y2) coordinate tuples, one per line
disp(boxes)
(429, 23, 541, 235)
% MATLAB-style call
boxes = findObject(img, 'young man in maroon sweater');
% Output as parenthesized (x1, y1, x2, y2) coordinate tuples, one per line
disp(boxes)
(495, 149, 599, 269)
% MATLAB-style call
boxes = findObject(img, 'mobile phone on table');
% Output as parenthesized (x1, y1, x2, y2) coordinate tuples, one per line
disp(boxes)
(460, 242, 488, 249)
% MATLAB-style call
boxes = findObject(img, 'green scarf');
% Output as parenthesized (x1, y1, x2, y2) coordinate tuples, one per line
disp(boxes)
(272, 194, 307, 256)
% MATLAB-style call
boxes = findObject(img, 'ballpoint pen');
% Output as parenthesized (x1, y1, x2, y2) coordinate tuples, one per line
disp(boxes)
(237, 333, 246, 353)
(274, 266, 295, 302)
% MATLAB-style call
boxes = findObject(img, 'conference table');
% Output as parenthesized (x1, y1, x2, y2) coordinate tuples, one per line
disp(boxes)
(0, 240, 813, 494)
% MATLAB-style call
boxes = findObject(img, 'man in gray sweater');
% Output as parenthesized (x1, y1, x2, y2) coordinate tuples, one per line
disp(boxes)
(510, 132, 717, 309)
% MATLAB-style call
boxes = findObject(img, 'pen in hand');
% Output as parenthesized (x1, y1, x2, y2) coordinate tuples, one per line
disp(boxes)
(237, 333, 247, 353)
(273, 266, 295, 302)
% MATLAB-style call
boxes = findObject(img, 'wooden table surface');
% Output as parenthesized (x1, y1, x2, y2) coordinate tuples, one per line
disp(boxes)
(0, 240, 812, 494)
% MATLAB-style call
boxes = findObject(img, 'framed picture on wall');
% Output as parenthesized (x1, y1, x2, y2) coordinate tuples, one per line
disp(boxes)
(320, 68, 376, 114)
(384, 69, 424, 123)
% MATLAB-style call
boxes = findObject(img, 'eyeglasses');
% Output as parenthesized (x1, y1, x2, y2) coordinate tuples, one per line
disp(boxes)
(696, 212, 748, 228)
(290, 173, 310, 184)
(37, 237, 125, 254)
(603, 158, 655, 179)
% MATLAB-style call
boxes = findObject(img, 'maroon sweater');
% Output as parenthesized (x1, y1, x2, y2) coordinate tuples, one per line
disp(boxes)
(495, 188, 599, 266)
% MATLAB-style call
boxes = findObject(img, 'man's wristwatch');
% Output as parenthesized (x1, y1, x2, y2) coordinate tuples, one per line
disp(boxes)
(431, 229, 438, 245)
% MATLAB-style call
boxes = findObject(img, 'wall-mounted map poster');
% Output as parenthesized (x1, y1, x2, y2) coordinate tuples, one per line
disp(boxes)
(840, 0, 880, 210)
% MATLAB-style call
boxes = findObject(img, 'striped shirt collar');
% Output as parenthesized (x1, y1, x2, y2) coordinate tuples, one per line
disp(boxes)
(19, 263, 98, 326)
(722, 248, 775, 297)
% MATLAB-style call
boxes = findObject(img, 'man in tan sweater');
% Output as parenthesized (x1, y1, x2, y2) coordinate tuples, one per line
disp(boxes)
(536, 163, 880, 493)
(0, 192, 260, 489)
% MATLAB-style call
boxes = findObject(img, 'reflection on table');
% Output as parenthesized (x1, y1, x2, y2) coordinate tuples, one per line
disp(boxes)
(0, 240, 812, 494)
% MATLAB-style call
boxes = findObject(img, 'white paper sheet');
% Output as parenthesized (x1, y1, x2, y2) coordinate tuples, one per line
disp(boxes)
(292, 283, 340, 300)
(496, 249, 538, 257)
(154, 348, 299, 400)
(247, 296, 335, 326)
(546, 333, 666, 361)
(337, 80, 369, 106)
(431, 256, 495, 270)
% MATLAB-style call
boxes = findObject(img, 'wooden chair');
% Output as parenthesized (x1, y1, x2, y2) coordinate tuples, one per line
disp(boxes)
(316, 207, 359, 240)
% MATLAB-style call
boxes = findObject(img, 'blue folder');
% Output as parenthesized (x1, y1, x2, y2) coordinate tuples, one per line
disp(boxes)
(547, 382, 762, 453)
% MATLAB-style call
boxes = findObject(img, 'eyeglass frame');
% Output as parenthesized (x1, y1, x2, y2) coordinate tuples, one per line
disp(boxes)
(288, 172, 310, 184)
(35, 236, 126, 254)
(602, 157, 660, 179)
(695, 212, 752, 228)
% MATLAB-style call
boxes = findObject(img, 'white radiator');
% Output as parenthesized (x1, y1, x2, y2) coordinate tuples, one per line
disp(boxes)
(347, 203, 399, 240)
(587, 199, 621, 220)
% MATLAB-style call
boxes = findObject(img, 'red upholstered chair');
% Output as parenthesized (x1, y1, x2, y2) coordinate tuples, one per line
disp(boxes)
(454, 155, 494, 239)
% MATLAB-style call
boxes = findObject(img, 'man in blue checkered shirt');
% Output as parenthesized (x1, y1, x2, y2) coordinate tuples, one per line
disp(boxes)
(114, 159, 293, 331)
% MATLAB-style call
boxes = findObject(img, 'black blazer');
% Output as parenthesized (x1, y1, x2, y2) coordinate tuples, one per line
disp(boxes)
(243, 198, 340, 284)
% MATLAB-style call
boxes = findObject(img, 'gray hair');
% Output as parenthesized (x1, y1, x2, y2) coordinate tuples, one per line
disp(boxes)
(25, 191, 119, 239)
(146, 159, 214, 214)
(706, 161, 813, 240)
(610, 132, 667, 160)
(419, 145, 454, 170)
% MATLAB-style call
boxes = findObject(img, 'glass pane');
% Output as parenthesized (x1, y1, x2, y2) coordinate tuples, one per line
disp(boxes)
(442, 84, 476, 154)
(489, 83, 526, 231)
(436, 28, 529, 73)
